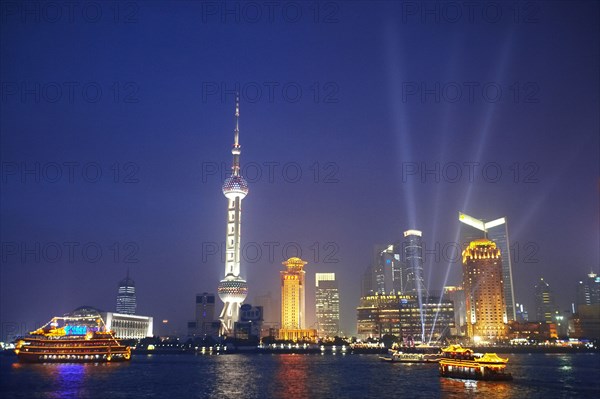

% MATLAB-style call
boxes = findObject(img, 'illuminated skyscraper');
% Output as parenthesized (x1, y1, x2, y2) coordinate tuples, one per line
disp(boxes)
(217, 97, 249, 336)
(462, 239, 507, 340)
(459, 212, 516, 321)
(116, 270, 136, 315)
(280, 257, 307, 330)
(363, 244, 402, 296)
(315, 273, 340, 337)
(402, 230, 427, 296)
(534, 278, 558, 323)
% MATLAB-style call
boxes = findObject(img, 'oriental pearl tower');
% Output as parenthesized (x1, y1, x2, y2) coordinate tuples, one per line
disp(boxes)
(217, 96, 249, 336)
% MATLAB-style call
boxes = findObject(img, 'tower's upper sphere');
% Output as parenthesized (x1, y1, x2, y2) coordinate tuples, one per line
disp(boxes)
(217, 275, 248, 304)
(222, 175, 249, 199)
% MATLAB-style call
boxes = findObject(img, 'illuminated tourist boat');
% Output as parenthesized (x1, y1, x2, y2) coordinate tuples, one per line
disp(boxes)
(438, 344, 512, 381)
(15, 307, 131, 363)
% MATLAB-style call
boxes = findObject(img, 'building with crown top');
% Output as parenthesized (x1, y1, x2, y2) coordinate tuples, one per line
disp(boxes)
(278, 257, 316, 342)
(459, 212, 516, 322)
(462, 238, 507, 341)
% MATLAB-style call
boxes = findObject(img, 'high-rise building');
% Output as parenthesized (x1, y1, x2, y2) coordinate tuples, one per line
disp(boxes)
(280, 257, 307, 330)
(534, 278, 558, 324)
(576, 271, 600, 309)
(217, 97, 249, 336)
(462, 239, 507, 340)
(459, 212, 516, 321)
(402, 230, 427, 296)
(116, 270, 136, 315)
(362, 238, 412, 297)
(315, 273, 340, 337)
(443, 286, 466, 335)
(373, 244, 403, 295)
(279, 257, 316, 342)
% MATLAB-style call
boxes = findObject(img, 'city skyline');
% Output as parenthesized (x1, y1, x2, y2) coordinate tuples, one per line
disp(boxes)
(1, 2, 598, 340)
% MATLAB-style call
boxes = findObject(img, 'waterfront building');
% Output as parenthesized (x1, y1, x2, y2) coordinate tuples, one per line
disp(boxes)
(315, 273, 340, 337)
(459, 212, 516, 321)
(357, 294, 400, 339)
(462, 239, 507, 341)
(569, 304, 600, 340)
(188, 293, 218, 337)
(102, 312, 153, 339)
(506, 320, 555, 341)
(217, 97, 249, 336)
(280, 257, 307, 330)
(398, 296, 455, 344)
(534, 278, 558, 324)
(356, 294, 454, 343)
(279, 257, 316, 341)
(116, 270, 136, 315)
(234, 304, 263, 340)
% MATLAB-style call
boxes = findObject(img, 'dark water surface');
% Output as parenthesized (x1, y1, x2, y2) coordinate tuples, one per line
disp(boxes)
(1, 353, 599, 398)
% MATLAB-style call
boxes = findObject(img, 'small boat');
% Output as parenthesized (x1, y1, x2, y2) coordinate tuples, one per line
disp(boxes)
(379, 345, 441, 363)
(14, 307, 131, 363)
(380, 351, 441, 363)
(438, 344, 512, 381)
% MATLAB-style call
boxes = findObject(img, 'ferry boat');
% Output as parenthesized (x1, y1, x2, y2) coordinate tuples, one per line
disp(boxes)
(15, 307, 131, 363)
(380, 351, 441, 363)
(438, 344, 512, 381)
(379, 344, 442, 363)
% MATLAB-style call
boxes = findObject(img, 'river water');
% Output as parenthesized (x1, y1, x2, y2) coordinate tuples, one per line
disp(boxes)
(1, 352, 599, 398)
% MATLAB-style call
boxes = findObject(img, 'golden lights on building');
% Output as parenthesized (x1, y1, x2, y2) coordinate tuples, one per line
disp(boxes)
(462, 239, 508, 341)
(280, 257, 307, 329)
(279, 257, 316, 341)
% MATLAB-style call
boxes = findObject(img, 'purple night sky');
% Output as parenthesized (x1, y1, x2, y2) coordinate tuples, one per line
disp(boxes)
(1, 1, 598, 338)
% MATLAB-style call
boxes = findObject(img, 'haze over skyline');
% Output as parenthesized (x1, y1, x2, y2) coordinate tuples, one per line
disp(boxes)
(1, 1, 598, 338)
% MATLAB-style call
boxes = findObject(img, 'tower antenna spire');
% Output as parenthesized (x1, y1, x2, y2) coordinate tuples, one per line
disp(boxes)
(234, 93, 240, 146)
(231, 93, 241, 177)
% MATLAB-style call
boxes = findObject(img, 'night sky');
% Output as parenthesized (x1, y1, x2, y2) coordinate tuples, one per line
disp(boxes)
(1, 1, 598, 338)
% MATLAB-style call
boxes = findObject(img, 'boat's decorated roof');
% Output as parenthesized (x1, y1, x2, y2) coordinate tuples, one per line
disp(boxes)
(478, 353, 508, 363)
(441, 344, 473, 353)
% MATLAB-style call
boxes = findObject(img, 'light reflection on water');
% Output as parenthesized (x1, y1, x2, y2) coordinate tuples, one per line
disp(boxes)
(1, 353, 599, 399)
(7, 361, 123, 399)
